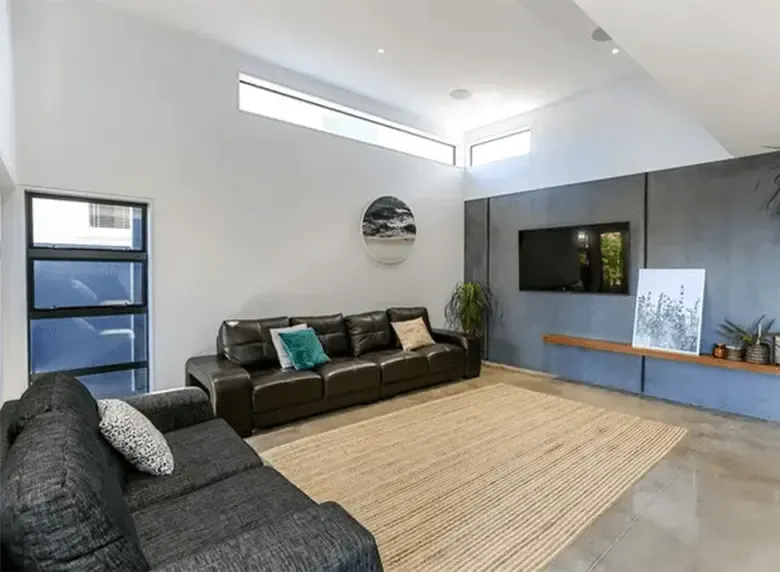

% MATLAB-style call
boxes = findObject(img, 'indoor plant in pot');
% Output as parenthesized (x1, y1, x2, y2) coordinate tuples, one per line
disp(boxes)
(717, 315, 779, 365)
(445, 281, 495, 357)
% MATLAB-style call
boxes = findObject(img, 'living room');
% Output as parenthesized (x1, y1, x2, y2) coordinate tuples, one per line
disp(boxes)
(2, 0, 780, 570)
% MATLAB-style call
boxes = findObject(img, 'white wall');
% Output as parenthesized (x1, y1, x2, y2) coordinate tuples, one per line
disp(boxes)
(463, 74, 733, 199)
(4, 0, 464, 398)
(0, 0, 15, 179)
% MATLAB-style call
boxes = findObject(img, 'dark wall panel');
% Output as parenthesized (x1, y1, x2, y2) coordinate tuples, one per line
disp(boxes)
(545, 346, 643, 393)
(644, 153, 780, 418)
(644, 360, 780, 420)
(464, 199, 489, 285)
(646, 153, 780, 351)
(485, 174, 645, 392)
(464, 151, 780, 420)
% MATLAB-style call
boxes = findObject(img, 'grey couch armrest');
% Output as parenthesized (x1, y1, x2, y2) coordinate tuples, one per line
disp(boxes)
(122, 387, 214, 433)
(431, 328, 482, 379)
(186, 356, 254, 437)
(152, 502, 383, 572)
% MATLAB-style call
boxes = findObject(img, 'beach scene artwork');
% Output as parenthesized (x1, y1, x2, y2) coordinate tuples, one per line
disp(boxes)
(362, 196, 416, 264)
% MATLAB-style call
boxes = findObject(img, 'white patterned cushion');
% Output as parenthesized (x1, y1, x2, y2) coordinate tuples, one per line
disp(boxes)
(98, 399, 174, 476)
(270, 323, 308, 369)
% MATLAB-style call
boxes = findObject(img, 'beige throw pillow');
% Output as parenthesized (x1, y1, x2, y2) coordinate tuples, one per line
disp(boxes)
(392, 317, 435, 352)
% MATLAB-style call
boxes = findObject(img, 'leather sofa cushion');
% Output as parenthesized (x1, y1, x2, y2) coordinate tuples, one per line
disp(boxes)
(218, 317, 290, 367)
(291, 314, 350, 357)
(251, 370, 323, 412)
(387, 307, 433, 332)
(316, 358, 380, 397)
(345, 311, 393, 356)
(415, 343, 466, 374)
(362, 350, 428, 384)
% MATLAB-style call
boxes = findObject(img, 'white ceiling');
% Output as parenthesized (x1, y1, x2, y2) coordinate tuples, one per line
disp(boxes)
(573, 0, 780, 156)
(97, 0, 638, 135)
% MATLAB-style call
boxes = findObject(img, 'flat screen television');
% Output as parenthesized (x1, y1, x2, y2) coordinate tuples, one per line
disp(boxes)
(518, 222, 630, 294)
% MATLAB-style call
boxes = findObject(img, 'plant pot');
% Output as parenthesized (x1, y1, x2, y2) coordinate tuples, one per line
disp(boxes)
(745, 343, 770, 365)
(712, 344, 728, 359)
(775, 336, 780, 366)
(725, 345, 744, 361)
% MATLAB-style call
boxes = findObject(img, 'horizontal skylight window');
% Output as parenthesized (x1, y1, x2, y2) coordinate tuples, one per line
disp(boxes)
(470, 130, 531, 167)
(239, 75, 456, 165)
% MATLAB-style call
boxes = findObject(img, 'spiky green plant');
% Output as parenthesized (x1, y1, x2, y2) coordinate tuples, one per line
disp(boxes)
(755, 161, 780, 216)
(444, 282, 495, 338)
(717, 315, 780, 346)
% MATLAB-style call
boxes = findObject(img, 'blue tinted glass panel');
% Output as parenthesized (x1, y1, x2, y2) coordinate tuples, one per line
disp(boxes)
(77, 368, 149, 399)
(33, 261, 144, 309)
(30, 315, 148, 374)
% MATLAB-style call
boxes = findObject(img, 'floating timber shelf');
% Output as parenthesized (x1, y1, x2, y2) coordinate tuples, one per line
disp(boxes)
(543, 334, 780, 376)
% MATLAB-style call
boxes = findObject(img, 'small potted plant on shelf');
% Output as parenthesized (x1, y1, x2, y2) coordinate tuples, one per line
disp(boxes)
(445, 281, 495, 357)
(717, 315, 779, 365)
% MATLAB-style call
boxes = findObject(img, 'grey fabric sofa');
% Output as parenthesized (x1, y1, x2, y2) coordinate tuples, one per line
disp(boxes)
(0, 374, 382, 572)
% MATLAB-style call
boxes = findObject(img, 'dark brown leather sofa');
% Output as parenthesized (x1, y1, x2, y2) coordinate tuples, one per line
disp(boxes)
(186, 307, 480, 436)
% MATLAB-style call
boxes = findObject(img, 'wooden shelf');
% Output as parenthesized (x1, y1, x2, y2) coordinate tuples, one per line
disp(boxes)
(543, 334, 780, 376)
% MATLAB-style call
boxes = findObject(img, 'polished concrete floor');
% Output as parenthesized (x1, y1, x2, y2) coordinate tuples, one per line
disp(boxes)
(248, 365, 780, 571)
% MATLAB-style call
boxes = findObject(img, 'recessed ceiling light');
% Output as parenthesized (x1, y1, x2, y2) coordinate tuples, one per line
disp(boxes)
(612, 48, 621, 55)
(377, 48, 385, 55)
(449, 88, 473, 101)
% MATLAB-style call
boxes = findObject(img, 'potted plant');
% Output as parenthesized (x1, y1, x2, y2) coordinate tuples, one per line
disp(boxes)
(445, 282, 495, 356)
(717, 315, 779, 365)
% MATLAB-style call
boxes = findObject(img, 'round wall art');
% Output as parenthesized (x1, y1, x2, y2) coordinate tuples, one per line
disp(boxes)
(361, 196, 416, 264)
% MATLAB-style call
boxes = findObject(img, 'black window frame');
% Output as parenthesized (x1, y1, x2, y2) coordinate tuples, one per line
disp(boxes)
(469, 129, 532, 167)
(25, 191, 151, 385)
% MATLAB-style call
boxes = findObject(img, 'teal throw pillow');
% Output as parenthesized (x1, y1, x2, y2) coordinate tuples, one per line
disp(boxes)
(278, 328, 330, 370)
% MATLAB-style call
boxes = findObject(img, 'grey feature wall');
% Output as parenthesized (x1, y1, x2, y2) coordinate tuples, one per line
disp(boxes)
(467, 174, 646, 392)
(643, 153, 780, 419)
(465, 151, 780, 420)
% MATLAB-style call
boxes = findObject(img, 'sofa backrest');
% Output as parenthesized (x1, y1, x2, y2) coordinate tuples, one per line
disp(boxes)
(291, 314, 351, 357)
(218, 317, 290, 367)
(1, 374, 148, 570)
(344, 311, 394, 356)
(0, 400, 18, 472)
(387, 307, 433, 332)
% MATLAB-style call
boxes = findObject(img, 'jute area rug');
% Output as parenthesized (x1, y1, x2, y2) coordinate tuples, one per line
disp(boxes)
(263, 384, 687, 571)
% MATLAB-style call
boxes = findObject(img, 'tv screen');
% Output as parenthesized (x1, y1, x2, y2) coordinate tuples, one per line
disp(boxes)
(518, 222, 630, 294)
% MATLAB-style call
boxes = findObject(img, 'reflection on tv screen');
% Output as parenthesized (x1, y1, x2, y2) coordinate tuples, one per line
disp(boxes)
(517, 222, 630, 294)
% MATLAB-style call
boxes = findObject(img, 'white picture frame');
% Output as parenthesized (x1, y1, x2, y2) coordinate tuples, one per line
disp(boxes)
(632, 269, 706, 356)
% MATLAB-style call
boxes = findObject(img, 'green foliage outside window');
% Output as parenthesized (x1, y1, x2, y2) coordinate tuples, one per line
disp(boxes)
(600, 232, 624, 290)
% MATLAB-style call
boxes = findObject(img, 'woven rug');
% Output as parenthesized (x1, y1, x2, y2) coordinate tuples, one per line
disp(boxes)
(263, 384, 687, 571)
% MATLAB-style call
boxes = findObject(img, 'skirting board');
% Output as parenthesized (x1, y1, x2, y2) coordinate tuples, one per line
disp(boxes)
(482, 361, 556, 379)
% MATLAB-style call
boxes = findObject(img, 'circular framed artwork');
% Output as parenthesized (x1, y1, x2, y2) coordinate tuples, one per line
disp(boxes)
(361, 196, 416, 264)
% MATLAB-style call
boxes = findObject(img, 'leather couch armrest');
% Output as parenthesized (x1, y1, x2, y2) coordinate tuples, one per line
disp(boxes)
(122, 388, 214, 433)
(431, 329, 482, 379)
(185, 356, 253, 437)
(151, 502, 383, 572)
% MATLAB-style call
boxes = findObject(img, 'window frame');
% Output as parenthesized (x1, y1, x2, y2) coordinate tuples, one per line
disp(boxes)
(25, 192, 151, 384)
(239, 76, 457, 166)
(469, 129, 532, 167)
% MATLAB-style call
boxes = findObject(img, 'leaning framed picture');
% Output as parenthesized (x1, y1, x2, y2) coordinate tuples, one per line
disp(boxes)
(632, 269, 706, 356)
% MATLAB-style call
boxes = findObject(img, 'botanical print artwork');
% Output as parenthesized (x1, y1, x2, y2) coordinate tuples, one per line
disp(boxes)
(362, 196, 416, 264)
(632, 269, 706, 355)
